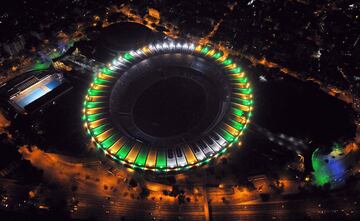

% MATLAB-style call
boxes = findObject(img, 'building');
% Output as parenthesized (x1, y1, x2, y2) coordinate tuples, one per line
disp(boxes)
(312, 142, 359, 189)
(0, 70, 72, 115)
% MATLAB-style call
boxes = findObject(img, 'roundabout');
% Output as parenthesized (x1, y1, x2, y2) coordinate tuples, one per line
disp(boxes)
(82, 41, 253, 172)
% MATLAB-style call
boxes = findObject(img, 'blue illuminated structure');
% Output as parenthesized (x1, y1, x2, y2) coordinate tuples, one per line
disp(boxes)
(312, 143, 359, 189)
(8, 73, 65, 113)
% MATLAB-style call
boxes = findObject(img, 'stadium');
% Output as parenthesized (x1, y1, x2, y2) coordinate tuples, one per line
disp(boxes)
(82, 41, 253, 172)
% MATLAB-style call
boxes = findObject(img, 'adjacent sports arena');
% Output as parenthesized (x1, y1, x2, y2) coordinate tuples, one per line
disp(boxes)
(82, 41, 253, 172)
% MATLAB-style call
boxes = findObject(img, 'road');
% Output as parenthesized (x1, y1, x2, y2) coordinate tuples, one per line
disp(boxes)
(1, 176, 359, 221)
(210, 198, 360, 221)
(71, 191, 204, 221)
(68, 186, 360, 221)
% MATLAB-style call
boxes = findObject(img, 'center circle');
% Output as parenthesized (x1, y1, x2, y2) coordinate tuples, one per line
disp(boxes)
(133, 76, 207, 138)
(109, 53, 230, 147)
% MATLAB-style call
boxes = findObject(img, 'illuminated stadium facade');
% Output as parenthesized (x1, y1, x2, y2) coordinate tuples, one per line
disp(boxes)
(82, 41, 253, 172)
